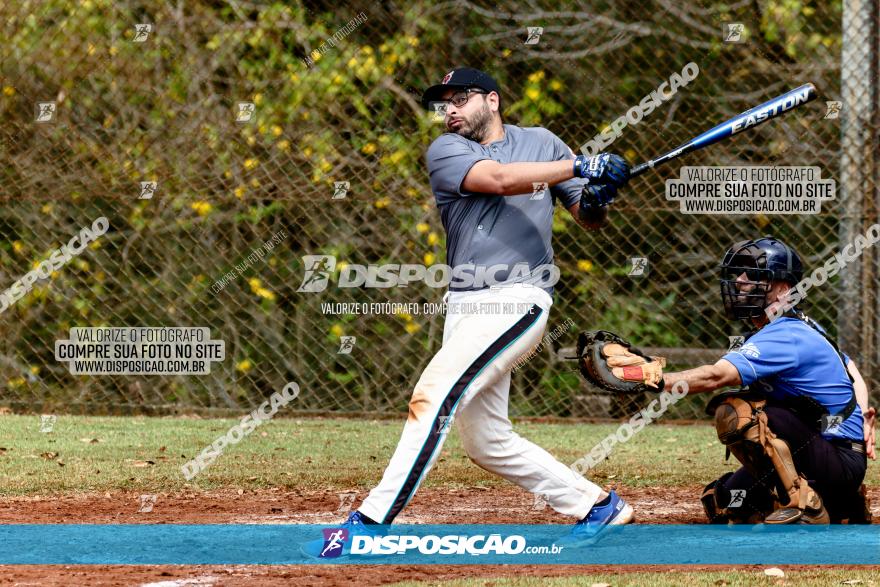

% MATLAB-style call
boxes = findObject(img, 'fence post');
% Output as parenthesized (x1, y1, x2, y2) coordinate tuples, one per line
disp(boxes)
(839, 0, 880, 395)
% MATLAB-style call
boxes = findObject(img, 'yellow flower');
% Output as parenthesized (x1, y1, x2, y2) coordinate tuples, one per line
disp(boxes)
(526, 88, 540, 101)
(269, 125, 281, 137)
(577, 259, 594, 272)
(2, 86, 15, 96)
(29, 366, 39, 375)
(389, 150, 406, 165)
(502, 48, 512, 57)
(250, 178, 261, 188)
(303, 146, 313, 157)
(224, 170, 232, 179)
(397, 311, 412, 320)
(427, 232, 439, 246)
(625, 148, 638, 162)
(378, 134, 390, 144)
(424, 252, 436, 265)
(406, 36, 419, 47)
(375, 197, 391, 209)
(405, 323, 421, 335)
(332, 74, 344, 85)
(256, 287, 276, 301)
(41, 204, 53, 214)
(549, 80, 563, 91)
(416, 223, 429, 233)
(361, 143, 377, 155)
(527, 71, 545, 83)
(277, 140, 290, 151)
(191, 201, 212, 216)
(360, 45, 374, 55)
(337, 261, 349, 272)
(406, 187, 419, 198)
(236, 359, 252, 373)
(258, 123, 267, 135)
(330, 324, 344, 337)
(248, 278, 262, 290)
(319, 159, 332, 172)
(246, 135, 256, 146)
(347, 57, 358, 69)
(234, 185, 246, 199)
(12, 241, 24, 253)
(253, 93, 263, 106)
(243, 158, 259, 171)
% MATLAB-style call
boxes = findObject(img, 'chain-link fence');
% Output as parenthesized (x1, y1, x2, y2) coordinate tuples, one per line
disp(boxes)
(0, 0, 877, 418)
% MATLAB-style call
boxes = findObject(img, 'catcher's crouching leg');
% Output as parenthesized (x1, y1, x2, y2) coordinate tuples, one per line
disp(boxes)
(709, 392, 830, 525)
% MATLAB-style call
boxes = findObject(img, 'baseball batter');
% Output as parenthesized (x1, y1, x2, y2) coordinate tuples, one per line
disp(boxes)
(306, 67, 634, 552)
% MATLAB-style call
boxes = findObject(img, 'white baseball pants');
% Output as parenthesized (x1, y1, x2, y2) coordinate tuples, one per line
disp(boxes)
(358, 284, 603, 524)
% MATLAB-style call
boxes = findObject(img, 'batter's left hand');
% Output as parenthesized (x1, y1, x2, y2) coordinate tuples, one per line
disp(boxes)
(573, 153, 631, 188)
(580, 183, 617, 210)
(864, 406, 876, 459)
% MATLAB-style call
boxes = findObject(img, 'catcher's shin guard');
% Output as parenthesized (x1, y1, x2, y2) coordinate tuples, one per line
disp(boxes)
(709, 393, 830, 525)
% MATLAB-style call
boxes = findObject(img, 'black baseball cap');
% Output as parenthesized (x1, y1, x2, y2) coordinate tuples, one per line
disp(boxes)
(420, 67, 501, 109)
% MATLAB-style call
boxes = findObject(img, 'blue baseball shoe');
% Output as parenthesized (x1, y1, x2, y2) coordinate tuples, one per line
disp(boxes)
(300, 510, 379, 559)
(564, 490, 634, 545)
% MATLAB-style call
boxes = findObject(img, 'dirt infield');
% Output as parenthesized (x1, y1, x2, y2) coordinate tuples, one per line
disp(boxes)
(1, 486, 877, 586)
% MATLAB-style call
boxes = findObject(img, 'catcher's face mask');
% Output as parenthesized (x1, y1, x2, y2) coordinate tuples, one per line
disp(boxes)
(719, 241, 774, 320)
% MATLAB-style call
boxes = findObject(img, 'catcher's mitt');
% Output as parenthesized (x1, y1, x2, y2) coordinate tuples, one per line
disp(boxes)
(575, 330, 666, 393)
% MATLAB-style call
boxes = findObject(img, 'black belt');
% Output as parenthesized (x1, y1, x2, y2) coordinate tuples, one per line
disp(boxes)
(829, 438, 866, 455)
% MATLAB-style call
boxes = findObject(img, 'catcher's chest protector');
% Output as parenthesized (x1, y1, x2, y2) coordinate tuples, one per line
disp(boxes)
(711, 394, 829, 524)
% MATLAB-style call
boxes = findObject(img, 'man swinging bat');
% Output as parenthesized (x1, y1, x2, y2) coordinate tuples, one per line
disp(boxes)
(577, 237, 874, 524)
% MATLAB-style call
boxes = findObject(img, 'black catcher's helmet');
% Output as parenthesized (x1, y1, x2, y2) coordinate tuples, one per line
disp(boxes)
(719, 237, 804, 320)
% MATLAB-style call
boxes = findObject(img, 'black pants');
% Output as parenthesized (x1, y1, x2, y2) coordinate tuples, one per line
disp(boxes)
(716, 406, 867, 522)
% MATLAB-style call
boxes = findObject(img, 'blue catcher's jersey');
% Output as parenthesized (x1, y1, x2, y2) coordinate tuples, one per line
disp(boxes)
(721, 317, 863, 442)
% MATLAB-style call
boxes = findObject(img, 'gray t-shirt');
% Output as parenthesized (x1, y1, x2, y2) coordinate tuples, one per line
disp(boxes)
(426, 124, 588, 294)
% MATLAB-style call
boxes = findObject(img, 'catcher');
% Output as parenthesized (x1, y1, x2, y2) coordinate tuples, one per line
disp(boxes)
(577, 236, 874, 524)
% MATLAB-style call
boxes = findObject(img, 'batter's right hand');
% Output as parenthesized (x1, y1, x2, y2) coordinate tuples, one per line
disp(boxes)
(573, 153, 631, 188)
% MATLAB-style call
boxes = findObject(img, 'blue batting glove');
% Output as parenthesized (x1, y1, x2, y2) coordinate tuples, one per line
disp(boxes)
(573, 153, 631, 187)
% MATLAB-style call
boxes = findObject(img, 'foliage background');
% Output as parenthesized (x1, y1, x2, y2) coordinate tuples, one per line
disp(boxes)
(0, 0, 877, 418)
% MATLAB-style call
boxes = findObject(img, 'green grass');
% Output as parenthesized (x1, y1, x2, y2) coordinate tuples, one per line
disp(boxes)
(0, 414, 876, 496)
(391, 568, 880, 587)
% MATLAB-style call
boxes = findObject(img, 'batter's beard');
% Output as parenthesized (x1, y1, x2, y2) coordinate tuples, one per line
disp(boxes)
(452, 102, 493, 143)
